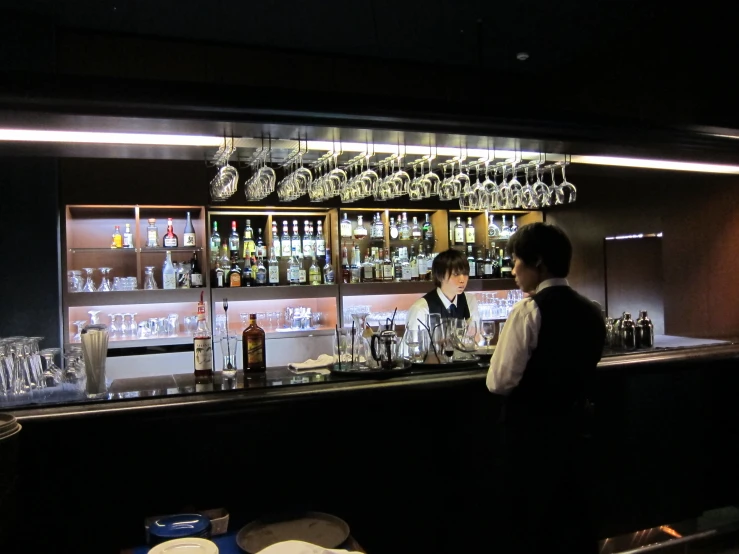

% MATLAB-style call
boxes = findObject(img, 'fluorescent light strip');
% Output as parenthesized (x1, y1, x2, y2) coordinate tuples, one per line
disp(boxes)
(571, 155, 739, 174)
(0, 129, 224, 146)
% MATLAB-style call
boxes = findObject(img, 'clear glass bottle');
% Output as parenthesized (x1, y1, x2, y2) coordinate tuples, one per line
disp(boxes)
(146, 218, 159, 248)
(281, 220, 291, 258)
(228, 220, 240, 258)
(303, 220, 314, 258)
(362, 248, 374, 282)
(242, 219, 255, 259)
(209, 221, 220, 263)
(353, 215, 368, 240)
(400, 248, 411, 281)
(375, 212, 385, 239)
(123, 223, 133, 249)
(409, 245, 419, 281)
(400, 212, 411, 240)
(271, 221, 279, 254)
(241, 255, 253, 287)
(193, 291, 213, 377)
(465, 217, 476, 245)
(383, 248, 394, 282)
(501, 215, 511, 238)
(183, 211, 196, 247)
(162, 251, 177, 289)
(291, 220, 302, 259)
(214, 256, 225, 288)
(411, 216, 422, 240)
(488, 215, 500, 238)
(323, 247, 335, 284)
(309, 256, 322, 285)
(242, 313, 266, 373)
(111, 225, 122, 249)
(350, 246, 361, 284)
(340, 213, 353, 238)
(417, 247, 426, 281)
(510, 215, 518, 234)
(255, 256, 267, 286)
(454, 217, 465, 245)
(298, 257, 307, 284)
(289, 247, 301, 285)
(315, 221, 326, 256)
(389, 217, 399, 240)
(163, 217, 179, 248)
(268, 247, 280, 286)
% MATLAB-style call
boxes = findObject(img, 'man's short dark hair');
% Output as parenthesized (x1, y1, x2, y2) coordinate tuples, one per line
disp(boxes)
(507, 223, 572, 278)
(431, 249, 469, 287)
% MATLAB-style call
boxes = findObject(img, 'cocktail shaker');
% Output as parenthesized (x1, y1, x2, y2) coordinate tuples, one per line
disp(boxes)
(636, 310, 654, 348)
(80, 324, 109, 395)
(620, 312, 636, 350)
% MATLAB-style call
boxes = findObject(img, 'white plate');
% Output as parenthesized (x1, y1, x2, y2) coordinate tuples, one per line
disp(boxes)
(148, 538, 218, 554)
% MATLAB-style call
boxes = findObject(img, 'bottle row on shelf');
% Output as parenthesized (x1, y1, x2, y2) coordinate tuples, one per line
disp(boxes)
(105, 213, 198, 249)
(340, 212, 434, 242)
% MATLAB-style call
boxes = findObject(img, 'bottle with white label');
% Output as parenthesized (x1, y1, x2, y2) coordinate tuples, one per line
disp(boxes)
(183, 212, 196, 247)
(289, 247, 301, 285)
(193, 291, 213, 377)
(146, 218, 159, 248)
(340, 213, 353, 238)
(281, 221, 291, 258)
(315, 221, 326, 257)
(163, 218, 179, 248)
(123, 223, 133, 248)
(268, 247, 280, 286)
(454, 217, 465, 245)
(162, 251, 177, 289)
(465, 217, 476, 244)
(401, 248, 412, 281)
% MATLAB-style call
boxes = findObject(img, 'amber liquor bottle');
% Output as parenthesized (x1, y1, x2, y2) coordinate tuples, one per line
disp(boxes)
(242, 313, 266, 373)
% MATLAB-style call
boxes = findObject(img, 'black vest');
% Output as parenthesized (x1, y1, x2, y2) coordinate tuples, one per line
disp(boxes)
(423, 289, 470, 319)
(505, 286, 606, 419)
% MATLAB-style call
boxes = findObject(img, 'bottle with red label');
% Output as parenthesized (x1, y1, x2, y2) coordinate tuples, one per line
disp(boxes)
(193, 291, 213, 377)
(163, 218, 179, 248)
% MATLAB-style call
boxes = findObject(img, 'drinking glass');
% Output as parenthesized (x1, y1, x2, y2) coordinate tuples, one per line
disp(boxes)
(550, 166, 564, 205)
(560, 163, 577, 203)
(40, 348, 63, 388)
(144, 267, 157, 290)
(88, 310, 101, 325)
(137, 321, 151, 339)
(480, 319, 497, 350)
(68, 270, 83, 293)
(81, 268, 96, 292)
(108, 314, 120, 338)
(72, 320, 87, 342)
(404, 329, 428, 363)
(532, 163, 551, 207)
(220, 335, 238, 377)
(98, 267, 113, 292)
(168, 314, 179, 336)
(63, 346, 86, 396)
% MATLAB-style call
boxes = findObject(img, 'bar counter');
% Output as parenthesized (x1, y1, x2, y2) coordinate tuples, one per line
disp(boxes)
(6, 338, 739, 554)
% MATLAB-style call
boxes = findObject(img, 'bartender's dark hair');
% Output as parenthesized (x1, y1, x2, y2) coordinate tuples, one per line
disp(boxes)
(432, 249, 470, 287)
(507, 222, 572, 277)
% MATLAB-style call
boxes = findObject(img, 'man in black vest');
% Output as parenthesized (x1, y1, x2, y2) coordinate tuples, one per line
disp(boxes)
(487, 222, 606, 554)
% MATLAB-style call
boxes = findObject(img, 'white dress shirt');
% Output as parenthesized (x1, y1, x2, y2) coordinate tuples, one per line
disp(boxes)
(486, 278, 570, 395)
(406, 287, 480, 331)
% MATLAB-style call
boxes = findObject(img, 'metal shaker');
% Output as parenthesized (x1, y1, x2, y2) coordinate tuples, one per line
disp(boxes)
(620, 312, 636, 350)
(636, 310, 654, 348)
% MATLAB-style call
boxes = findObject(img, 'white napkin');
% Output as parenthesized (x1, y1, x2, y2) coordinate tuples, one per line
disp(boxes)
(288, 354, 334, 373)
(256, 540, 361, 554)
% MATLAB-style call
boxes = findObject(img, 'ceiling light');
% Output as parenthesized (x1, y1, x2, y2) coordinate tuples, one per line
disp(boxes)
(0, 129, 225, 146)
(571, 155, 739, 174)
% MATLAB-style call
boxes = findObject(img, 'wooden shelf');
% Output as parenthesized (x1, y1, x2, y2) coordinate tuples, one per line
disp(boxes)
(106, 336, 194, 350)
(69, 248, 136, 253)
(139, 247, 203, 253)
(211, 284, 339, 302)
(66, 288, 206, 307)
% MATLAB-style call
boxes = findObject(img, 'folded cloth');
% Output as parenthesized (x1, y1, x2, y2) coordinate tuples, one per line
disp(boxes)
(288, 354, 335, 372)
(256, 540, 361, 554)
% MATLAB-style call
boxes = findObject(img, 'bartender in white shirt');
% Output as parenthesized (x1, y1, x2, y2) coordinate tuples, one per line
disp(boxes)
(486, 222, 605, 554)
(405, 249, 479, 332)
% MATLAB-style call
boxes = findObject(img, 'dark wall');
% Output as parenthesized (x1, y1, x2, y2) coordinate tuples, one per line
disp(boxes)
(0, 158, 61, 347)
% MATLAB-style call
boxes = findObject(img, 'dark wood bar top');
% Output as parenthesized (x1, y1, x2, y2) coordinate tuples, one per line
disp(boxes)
(7, 335, 736, 421)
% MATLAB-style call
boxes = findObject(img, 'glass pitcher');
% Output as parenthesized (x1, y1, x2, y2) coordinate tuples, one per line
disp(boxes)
(370, 326, 402, 370)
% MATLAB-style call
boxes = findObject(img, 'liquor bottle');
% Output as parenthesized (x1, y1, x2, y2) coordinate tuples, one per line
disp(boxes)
(475, 249, 485, 279)
(214, 257, 225, 288)
(255, 256, 267, 286)
(111, 225, 123, 248)
(228, 255, 242, 287)
(510, 215, 518, 234)
(375, 212, 385, 239)
(620, 312, 636, 350)
(163, 218, 179, 248)
(291, 220, 301, 259)
(465, 217, 476, 245)
(340, 213, 353, 238)
(454, 217, 465, 245)
(399, 213, 410, 240)
(492, 246, 501, 278)
(289, 247, 301, 285)
(163, 251, 177, 289)
(423, 213, 434, 241)
(483, 249, 493, 279)
(353, 215, 368, 240)
(323, 247, 335, 284)
(228, 221, 240, 258)
(268, 247, 280, 286)
(341, 247, 351, 284)
(309, 256, 322, 285)
(209, 221, 221, 263)
(193, 291, 213, 377)
(467, 246, 477, 279)
(379, 249, 391, 282)
(392, 248, 402, 281)
(122, 223, 133, 248)
(389, 217, 399, 240)
(302, 220, 314, 258)
(362, 248, 374, 282)
(350, 246, 361, 284)
(417, 247, 427, 281)
(488, 215, 500, 238)
(241, 255, 252, 287)
(636, 310, 654, 348)
(373, 248, 383, 280)
(409, 246, 419, 281)
(449, 220, 455, 245)
(424, 245, 434, 281)
(242, 220, 255, 259)
(281, 221, 291, 258)
(242, 313, 266, 373)
(298, 257, 307, 284)
(411, 217, 422, 240)
(500, 248, 513, 279)
(146, 218, 159, 248)
(400, 248, 411, 281)
(271, 221, 279, 255)
(183, 211, 196, 247)
(255, 229, 266, 259)
(501, 215, 511, 238)
(190, 251, 204, 288)
(315, 221, 326, 257)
